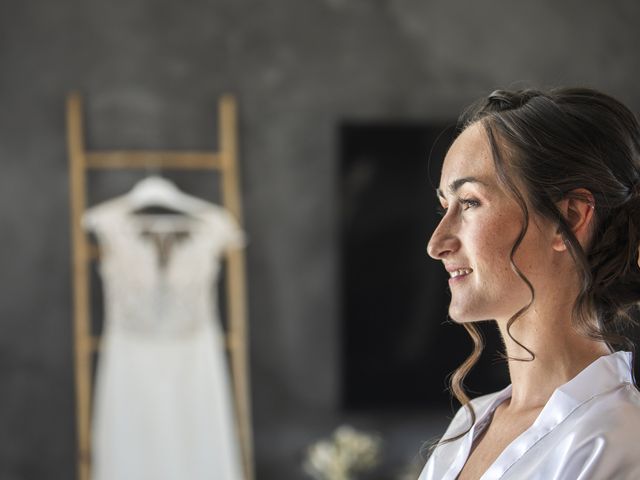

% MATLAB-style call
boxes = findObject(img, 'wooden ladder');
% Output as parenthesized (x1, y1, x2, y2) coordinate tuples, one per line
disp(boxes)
(66, 92, 253, 480)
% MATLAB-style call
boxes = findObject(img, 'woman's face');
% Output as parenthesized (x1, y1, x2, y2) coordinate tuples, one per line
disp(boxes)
(427, 123, 558, 324)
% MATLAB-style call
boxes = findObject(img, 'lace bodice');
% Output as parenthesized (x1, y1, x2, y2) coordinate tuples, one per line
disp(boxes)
(83, 196, 243, 337)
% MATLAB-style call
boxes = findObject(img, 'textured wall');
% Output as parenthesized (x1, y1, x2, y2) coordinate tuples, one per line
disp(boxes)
(2, 0, 640, 478)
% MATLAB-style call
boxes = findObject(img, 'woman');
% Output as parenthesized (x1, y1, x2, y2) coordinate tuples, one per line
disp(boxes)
(419, 87, 640, 480)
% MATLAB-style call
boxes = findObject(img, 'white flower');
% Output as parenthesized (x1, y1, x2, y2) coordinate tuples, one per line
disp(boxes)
(303, 425, 382, 480)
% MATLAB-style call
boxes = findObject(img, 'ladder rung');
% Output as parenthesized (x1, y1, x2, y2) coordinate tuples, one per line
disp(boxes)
(86, 151, 222, 170)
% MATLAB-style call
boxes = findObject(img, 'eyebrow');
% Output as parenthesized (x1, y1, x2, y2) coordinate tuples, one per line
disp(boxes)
(436, 176, 488, 199)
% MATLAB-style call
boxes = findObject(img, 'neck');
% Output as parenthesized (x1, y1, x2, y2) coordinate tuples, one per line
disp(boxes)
(495, 308, 611, 412)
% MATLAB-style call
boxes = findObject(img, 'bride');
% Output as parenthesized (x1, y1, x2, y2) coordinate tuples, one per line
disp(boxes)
(420, 87, 640, 479)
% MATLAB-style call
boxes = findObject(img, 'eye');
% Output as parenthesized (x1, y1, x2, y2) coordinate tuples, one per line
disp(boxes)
(435, 198, 480, 217)
(459, 198, 480, 210)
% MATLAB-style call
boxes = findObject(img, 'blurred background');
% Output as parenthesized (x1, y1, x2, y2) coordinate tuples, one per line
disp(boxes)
(2, 1, 640, 479)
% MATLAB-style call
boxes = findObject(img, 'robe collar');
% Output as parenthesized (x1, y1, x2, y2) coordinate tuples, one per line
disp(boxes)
(439, 351, 634, 480)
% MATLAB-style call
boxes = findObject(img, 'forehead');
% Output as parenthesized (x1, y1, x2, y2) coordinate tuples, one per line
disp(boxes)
(439, 123, 495, 190)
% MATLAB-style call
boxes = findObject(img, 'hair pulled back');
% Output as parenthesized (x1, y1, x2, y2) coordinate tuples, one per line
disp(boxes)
(438, 86, 640, 449)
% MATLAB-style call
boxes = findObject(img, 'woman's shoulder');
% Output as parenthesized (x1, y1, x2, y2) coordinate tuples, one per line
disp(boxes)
(524, 384, 640, 478)
(571, 383, 640, 435)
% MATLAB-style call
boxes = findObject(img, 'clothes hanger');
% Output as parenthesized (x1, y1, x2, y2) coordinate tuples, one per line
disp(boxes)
(126, 175, 210, 257)
(126, 175, 211, 217)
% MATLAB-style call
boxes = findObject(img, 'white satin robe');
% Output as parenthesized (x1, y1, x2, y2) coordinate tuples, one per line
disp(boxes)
(418, 351, 640, 480)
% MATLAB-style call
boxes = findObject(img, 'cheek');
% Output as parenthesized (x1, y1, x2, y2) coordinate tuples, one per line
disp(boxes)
(511, 231, 554, 282)
(467, 216, 519, 274)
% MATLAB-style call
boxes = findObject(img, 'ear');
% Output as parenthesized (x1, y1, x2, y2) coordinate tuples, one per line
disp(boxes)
(552, 189, 595, 252)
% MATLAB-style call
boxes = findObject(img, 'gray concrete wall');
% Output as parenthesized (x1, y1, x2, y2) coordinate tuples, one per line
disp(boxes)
(2, 0, 640, 478)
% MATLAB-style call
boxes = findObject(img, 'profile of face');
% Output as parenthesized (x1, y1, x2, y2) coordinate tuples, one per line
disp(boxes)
(427, 123, 560, 324)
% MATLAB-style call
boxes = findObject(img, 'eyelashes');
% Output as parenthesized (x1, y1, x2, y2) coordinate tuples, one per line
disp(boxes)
(436, 198, 480, 217)
(460, 198, 481, 210)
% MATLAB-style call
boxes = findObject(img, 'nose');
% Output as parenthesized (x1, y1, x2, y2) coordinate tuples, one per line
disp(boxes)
(427, 215, 459, 260)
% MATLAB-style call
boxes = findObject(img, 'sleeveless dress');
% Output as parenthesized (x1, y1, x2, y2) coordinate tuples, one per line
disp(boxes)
(83, 195, 245, 480)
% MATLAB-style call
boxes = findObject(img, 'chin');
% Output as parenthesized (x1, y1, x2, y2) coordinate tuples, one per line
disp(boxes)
(449, 316, 477, 325)
(448, 303, 493, 324)
(447, 308, 475, 324)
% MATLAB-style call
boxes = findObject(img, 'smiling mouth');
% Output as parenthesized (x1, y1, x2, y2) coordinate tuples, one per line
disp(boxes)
(449, 268, 473, 279)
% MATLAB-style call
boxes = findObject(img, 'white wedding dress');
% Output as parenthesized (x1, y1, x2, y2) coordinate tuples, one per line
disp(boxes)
(83, 191, 245, 480)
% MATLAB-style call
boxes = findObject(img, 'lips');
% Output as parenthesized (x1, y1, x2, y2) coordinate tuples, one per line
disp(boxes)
(449, 268, 473, 278)
(445, 266, 473, 283)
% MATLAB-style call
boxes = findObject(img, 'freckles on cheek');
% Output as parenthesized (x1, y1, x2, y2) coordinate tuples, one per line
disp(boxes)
(482, 225, 520, 272)
(480, 218, 510, 249)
